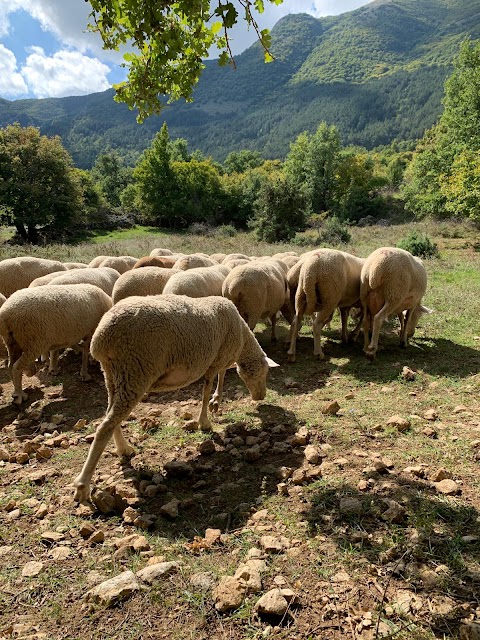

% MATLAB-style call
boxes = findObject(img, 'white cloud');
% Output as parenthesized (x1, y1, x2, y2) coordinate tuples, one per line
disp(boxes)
(21, 46, 111, 98)
(0, 44, 28, 97)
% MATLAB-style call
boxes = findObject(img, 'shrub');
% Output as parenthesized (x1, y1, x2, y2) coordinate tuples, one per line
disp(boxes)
(318, 216, 352, 245)
(215, 224, 237, 238)
(187, 222, 215, 236)
(397, 231, 439, 258)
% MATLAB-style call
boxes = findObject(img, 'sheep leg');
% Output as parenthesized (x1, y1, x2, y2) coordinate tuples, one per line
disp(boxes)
(270, 314, 278, 342)
(209, 369, 226, 414)
(198, 375, 215, 432)
(287, 313, 302, 362)
(48, 350, 61, 375)
(365, 301, 395, 360)
(11, 353, 33, 404)
(312, 308, 333, 359)
(399, 310, 412, 348)
(339, 307, 350, 344)
(80, 340, 92, 381)
(74, 395, 142, 503)
(349, 308, 364, 343)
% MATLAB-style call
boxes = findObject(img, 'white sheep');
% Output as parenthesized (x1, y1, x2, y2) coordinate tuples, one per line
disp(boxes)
(149, 248, 174, 257)
(223, 258, 251, 269)
(0, 284, 112, 403)
(222, 259, 292, 341)
(360, 247, 432, 360)
(98, 256, 137, 274)
(287, 249, 365, 361)
(163, 265, 230, 297)
(64, 262, 89, 269)
(89, 255, 110, 268)
(210, 253, 227, 263)
(29, 271, 72, 288)
(111, 266, 174, 304)
(174, 255, 216, 270)
(73, 294, 279, 502)
(46, 267, 121, 297)
(0, 257, 68, 298)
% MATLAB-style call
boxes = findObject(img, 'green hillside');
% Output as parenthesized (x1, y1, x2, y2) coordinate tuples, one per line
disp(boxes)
(1, 0, 480, 167)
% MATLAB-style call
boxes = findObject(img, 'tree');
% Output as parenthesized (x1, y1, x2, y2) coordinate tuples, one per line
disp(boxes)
(92, 150, 132, 207)
(0, 124, 84, 243)
(224, 150, 264, 174)
(87, 0, 280, 120)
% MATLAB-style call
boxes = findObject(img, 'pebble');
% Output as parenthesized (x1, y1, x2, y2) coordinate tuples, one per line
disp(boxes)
(435, 479, 460, 495)
(321, 400, 340, 415)
(22, 561, 44, 577)
(50, 546, 73, 561)
(431, 468, 452, 482)
(424, 409, 438, 421)
(339, 497, 363, 515)
(255, 589, 290, 616)
(304, 445, 321, 464)
(386, 415, 411, 432)
(136, 561, 180, 585)
(213, 576, 246, 612)
(85, 570, 139, 606)
(197, 440, 215, 455)
(190, 571, 216, 591)
(160, 499, 180, 519)
(260, 536, 290, 553)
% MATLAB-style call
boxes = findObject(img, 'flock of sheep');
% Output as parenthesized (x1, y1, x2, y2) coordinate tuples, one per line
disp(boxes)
(0, 246, 431, 502)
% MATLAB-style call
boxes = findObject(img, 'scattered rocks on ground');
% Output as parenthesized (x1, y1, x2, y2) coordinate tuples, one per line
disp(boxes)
(160, 499, 180, 519)
(255, 588, 290, 616)
(213, 576, 246, 612)
(435, 479, 460, 495)
(321, 400, 340, 416)
(22, 561, 44, 577)
(260, 536, 290, 553)
(136, 561, 180, 585)
(386, 415, 411, 432)
(85, 570, 139, 606)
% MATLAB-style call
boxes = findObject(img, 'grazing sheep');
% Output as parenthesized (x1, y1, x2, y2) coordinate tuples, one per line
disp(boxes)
(29, 271, 72, 288)
(174, 255, 216, 270)
(73, 294, 279, 502)
(132, 256, 177, 269)
(222, 259, 292, 341)
(64, 262, 89, 269)
(280, 255, 300, 270)
(223, 258, 250, 269)
(111, 267, 173, 304)
(163, 265, 230, 297)
(0, 284, 112, 403)
(149, 248, 174, 257)
(223, 253, 250, 263)
(360, 247, 432, 360)
(89, 255, 110, 268)
(0, 257, 68, 298)
(210, 253, 227, 263)
(287, 249, 365, 362)
(47, 267, 120, 297)
(98, 256, 137, 274)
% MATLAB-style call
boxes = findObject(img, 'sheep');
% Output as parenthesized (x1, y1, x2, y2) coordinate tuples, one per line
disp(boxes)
(29, 271, 72, 288)
(132, 256, 177, 269)
(173, 255, 216, 270)
(223, 253, 250, 263)
(0, 257, 68, 298)
(210, 253, 227, 263)
(111, 267, 174, 304)
(89, 255, 110, 268)
(287, 249, 365, 362)
(280, 255, 300, 270)
(98, 256, 137, 274)
(73, 294, 279, 502)
(360, 247, 432, 360)
(0, 284, 112, 404)
(223, 258, 250, 269)
(47, 267, 120, 297)
(222, 259, 292, 341)
(149, 248, 174, 257)
(163, 265, 230, 297)
(64, 262, 89, 269)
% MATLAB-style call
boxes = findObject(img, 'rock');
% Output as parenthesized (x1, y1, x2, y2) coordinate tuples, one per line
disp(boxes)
(321, 400, 340, 416)
(460, 623, 480, 640)
(423, 426, 438, 438)
(164, 460, 192, 477)
(331, 570, 351, 583)
(304, 445, 321, 464)
(197, 440, 215, 455)
(74, 419, 87, 431)
(234, 563, 262, 593)
(88, 530, 105, 544)
(41, 531, 65, 544)
(35, 503, 49, 519)
(381, 500, 406, 524)
(0, 447, 10, 461)
(431, 468, 452, 482)
(403, 466, 425, 478)
(35, 446, 53, 461)
(305, 465, 322, 481)
(160, 499, 180, 519)
(136, 561, 180, 584)
(183, 419, 198, 432)
(22, 561, 44, 577)
(386, 415, 410, 432)
(244, 445, 261, 462)
(0, 545, 13, 556)
(287, 427, 309, 447)
(401, 366, 416, 381)
(92, 490, 116, 515)
(122, 506, 140, 524)
(213, 576, 246, 612)
(16, 452, 30, 464)
(373, 459, 390, 473)
(339, 497, 363, 515)
(204, 528, 222, 546)
(260, 536, 289, 553)
(80, 523, 96, 539)
(85, 570, 139, 606)
(357, 480, 369, 491)
(284, 377, 299, 389)
(50, 546, 72, 561)
(271, 442, 292, 455)
(6, 508, 21, 520)
(424, 409, 438, 421)
(255, 589, 289, 616)
(190, 572, 216, 591)
(435, 479, 460, 495)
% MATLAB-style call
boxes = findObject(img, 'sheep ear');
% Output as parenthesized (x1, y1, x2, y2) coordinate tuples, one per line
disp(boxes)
(265, 356, 280, 368)
(420, 305, 433, 315)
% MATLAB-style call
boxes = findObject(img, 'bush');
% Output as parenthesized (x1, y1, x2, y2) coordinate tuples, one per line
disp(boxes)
(318, 216, 352, 245)
(397, 231, 439, 258)
(187, 222, 215, 236)
(215, 224, 237, 238)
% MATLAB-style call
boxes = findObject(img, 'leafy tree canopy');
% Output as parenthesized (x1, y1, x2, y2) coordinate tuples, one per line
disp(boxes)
(88, 0, 282, 120)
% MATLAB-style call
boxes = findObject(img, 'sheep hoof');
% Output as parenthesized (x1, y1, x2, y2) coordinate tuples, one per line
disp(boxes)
(364, 350, 376, 362)
(199, 422, 213, 433)
(287, 352, 296, 363)
(12, 391, 28, 404)
(81, 373, 92, 382)
(208, 399, 219, 414)
(73, 483, 91, 504)
(49, 368, 61, 376)
(119, 446, 135, 460)
(399, 342, 407, 349)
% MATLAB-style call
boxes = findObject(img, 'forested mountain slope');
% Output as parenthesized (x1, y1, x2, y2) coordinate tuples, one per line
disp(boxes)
(1, 0, 479, 167)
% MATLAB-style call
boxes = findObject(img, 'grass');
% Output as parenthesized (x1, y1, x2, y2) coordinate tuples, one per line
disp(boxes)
(0, 219, 479, 639)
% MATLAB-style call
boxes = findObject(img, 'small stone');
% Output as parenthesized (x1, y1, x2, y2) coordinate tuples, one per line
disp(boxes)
(435, 479, 460, 495)
(423, 426, 437, 438)
(80, 523, 96, 539)
(122, 507, 139, 524)
(386, 415, 411, 432)
(234, 563, 262, 593)
(460, 623, 480, 640)
(424, 409, 438, 421)
(401, 366, 416, 381)
(304, 445, 321, 464)
(164, 460, 193, 477)
(133, 514, 155, 530)
(35, 503, 49, 519)
(35, 446, 53, 461)
(255, 589, 288, 616)
(73, 419, 87, 431)
(403, 466, 425, 478)
(244, 445, 261, 462)
(6, 508, 21, 520)
(160, 499, 180, 519)
(321, 400, 340, 415)
(22, 561, 44, 577)
(0, 447, 10, 461)
(357, 480, 369, 491)
(183, 419, 198, 432)
(213, 576, 246, 612)
(197, 439, 215, 455)
(331, 570, 351, 583)
(431, 468, 452, 482)
(88, 530, 105, 544)
(205, 528, 222, 545)
(381, 500, 406, 524)
(260, 536, 289, 553)
(305, 465, 322, 481)
(190, 572, 215, 591)
(291, 468, 308, 485)
(85, 570, 139, 606)
(287, 427, 309, 447)
(50, 546, 72, 561)
(339, 497, 363, 515)
(345, 393, 355, 400)
(136, 561, 180, 584)
(16, 452, 30, 464)
(92, 490, 116, 515)
(41, 531, 65, 544)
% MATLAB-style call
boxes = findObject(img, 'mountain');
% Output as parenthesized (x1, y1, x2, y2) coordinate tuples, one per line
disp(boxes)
(1, 0, 480, 168)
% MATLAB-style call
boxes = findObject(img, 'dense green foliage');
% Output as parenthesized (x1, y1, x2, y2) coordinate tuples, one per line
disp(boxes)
(404, 39, 480, 222)
(397, 231, 439, 257)
(2, 1, 480, 168)
(0, 125, 84, 243)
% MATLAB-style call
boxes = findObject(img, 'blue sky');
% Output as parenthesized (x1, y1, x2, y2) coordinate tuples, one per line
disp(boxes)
(0, 0, 371, 101)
